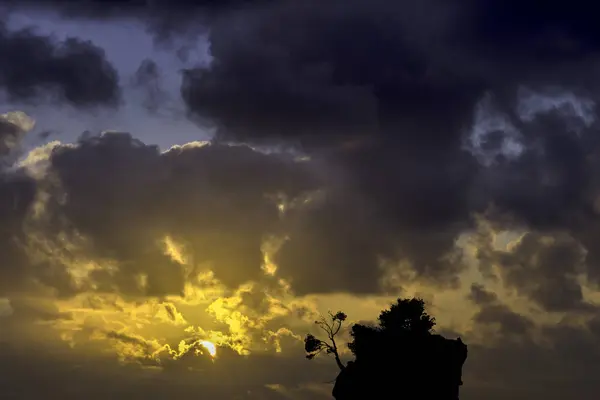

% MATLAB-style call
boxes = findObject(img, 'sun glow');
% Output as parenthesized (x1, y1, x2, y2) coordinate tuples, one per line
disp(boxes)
(200, 340, 217, 357)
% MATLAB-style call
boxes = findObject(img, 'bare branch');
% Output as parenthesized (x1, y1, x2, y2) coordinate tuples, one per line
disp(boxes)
(318, 322, 333, 338)
(332, 319, 342, 337)
(304, 310, 348, 371)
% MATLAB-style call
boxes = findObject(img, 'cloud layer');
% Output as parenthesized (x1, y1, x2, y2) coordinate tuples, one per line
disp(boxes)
(2, 1, 600, 399)
(0, 20, 120, 107)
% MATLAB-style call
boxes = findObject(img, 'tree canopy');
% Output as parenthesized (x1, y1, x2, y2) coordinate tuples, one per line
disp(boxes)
(349, 297, 435, 359)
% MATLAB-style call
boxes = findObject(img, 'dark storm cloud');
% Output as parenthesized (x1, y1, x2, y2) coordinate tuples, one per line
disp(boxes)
(179, 0, 600, 145)
(474, 231, 595, 313)
(181, 0, 480, 147)
(0, 114, 23, 157)
(7, 0, 277, 44)
(273, 193, 385, 294)
(174, 0, 600, 293)
(13, 132, 319, 297)
(468, 284, 498, 306)
(467, 284, 534, 336)
(0, 21, 120, 107)
(6, 0, 600, 298)
(465, 0, 600, 60)
(0, 112, 33, 174)
(474, 304, 535, 337)
(0, 165, 37, 296)
(0, 128, 468, 297)
(495, 233, 589, 312)
(11, 0, 274, 14)
(173, 0, 480, 290)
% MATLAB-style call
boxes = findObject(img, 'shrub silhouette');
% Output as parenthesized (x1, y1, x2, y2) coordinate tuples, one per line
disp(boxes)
(304, 297, 468, 400)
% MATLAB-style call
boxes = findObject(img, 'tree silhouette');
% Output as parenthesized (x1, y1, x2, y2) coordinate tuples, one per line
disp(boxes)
(304, 311, 347, 371)
(348, 298, 435, 360)
(378, 297, 435, 334)
(303, 297, 468, 400)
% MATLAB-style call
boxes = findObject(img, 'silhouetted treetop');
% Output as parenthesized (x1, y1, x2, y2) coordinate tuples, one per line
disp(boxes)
(348, 297, 435, 358)
(303, 297, 468, 400)
(378, 297, 435, 334)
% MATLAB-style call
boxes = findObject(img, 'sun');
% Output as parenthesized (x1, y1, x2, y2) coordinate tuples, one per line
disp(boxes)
(199, 340, 217, 357)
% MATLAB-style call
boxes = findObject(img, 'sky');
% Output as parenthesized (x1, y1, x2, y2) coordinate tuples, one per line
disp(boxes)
(1, 0, 600, 399)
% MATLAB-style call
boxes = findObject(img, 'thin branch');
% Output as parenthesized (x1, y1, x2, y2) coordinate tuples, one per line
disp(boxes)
(322, 316, 335, 336)
(314, 346, 326, 356)
(318, 322, 333, 338)
(332, 319, 342, 337)
(306, 311, 347, 372)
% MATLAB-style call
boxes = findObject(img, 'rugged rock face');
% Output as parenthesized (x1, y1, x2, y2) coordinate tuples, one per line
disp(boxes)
(332, 335, 467, 400)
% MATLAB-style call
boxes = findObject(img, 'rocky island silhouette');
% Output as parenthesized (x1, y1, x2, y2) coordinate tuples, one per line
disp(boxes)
(305, 298, 468, 400)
